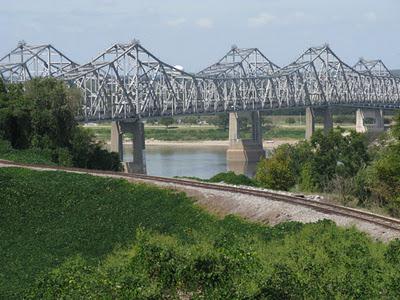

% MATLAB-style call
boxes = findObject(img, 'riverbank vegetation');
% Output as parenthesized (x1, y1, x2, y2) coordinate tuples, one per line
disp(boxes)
(87, 124, 306, 142)
(2, 167, 400, 298)
(255, 114, 400, 218)
(0, 78, 121, 170)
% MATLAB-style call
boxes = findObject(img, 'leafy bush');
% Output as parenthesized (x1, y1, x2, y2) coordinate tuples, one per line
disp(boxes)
(255, 128, 369, 192)
(208, 171, 257, 186)
(255, 144, 298, 191)
(159, 117, 174, 128)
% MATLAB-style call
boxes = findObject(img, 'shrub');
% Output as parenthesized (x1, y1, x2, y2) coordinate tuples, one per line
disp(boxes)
(255, 145, 298, 191)
(255, 156, 296, 191)
(160, 117, 174, 128)
(208, 171, 256, 186)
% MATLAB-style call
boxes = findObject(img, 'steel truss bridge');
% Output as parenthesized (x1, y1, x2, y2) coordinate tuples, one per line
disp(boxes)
(1, 41, 399, 122)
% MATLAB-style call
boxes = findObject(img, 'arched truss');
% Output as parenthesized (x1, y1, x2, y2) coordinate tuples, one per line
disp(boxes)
(0, 41, 399, 121)
(198, 45, 279, 78)
(0, 41, 77, 83)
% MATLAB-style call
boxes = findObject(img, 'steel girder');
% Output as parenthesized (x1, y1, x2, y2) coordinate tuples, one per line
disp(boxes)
(198, 45, 279, 78)
(259, 45, 400, 109)
(1, 42, 400, 121)
(58, 42, 226, 121)
(0, 41, 78, 83)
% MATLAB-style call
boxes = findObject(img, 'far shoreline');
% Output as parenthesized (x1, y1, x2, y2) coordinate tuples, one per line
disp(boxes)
(103, 139, 299, 148)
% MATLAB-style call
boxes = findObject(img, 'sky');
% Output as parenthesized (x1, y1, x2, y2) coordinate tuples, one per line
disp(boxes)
(1, 0, 399, 71)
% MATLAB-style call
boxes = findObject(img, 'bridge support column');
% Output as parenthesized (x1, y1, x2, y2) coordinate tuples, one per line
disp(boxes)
(305, 107, 315, 140)
(227, 111, 265, 164)
(130, 121, 146, 174)
(110, 120, 146, 174)
(229, 112, 240, 142)
(251, 111, 263, 145)
(356, 109, 384, 133)
(111, 121, 123, 161)
(322, 107, 333, 135)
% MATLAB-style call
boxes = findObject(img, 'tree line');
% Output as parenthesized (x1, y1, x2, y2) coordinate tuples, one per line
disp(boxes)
(255, 119, 400, 217)
(0, 78, 121, 171)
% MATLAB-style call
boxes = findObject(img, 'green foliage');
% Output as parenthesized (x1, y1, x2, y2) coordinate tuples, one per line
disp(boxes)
(256, 128, 370, 192)
(25, 78, 77, 149)
(208, 171, 257, 186)
(159, 117, 174, 128)
(87, 124, 305, 143)
(255, 153, 296, 191)
(285, 117, 296, 124)
(211, 114, 229, 129)
(1, 168, 400, 298)
(0, 139, 55, 165)
(0, 78, 121, 171)
(357, 113, 400, 216)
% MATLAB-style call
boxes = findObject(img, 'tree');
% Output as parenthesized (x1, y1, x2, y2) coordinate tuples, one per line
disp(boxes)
(212, 114, 229, 129)
(255, 145, 297, 191)
(0, 78, 121, 171)
(24, 78, 77, 149)
(0, 81, 32, 149)
(160, 117, 174, 128)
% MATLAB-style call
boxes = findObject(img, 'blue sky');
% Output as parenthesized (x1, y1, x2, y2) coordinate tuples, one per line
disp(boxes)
(1, 0, 399, 71)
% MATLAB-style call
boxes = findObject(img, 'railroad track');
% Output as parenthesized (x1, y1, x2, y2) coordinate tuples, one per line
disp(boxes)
(1, 159, 400, 233)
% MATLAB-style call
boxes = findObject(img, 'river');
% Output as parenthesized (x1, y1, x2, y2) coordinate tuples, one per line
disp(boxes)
(121, 144, 263, 179)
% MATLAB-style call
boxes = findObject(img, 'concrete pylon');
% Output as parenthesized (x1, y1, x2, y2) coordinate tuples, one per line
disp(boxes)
(111, 121, 123, 161)
(227, 111, 265, 164)
(110, 120, 146, 174)
(129, 121, 146, 174)
(251, 111, 262, 145)
(322, 107, 333, 135)
(228, 112, 240, 143)
(356, 109, 384, 133)
(305, 107, 315, 140)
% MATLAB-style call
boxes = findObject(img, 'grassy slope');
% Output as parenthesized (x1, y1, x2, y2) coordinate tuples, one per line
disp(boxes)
(0, 141, 55, 165)
(1, 168, 399, 298)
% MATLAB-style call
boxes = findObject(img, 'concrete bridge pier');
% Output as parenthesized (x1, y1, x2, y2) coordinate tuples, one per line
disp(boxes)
(356, 109, 384, 133)
(305, 107, 315, 140)
(322, 107, 333, 135)
(226, 111, 265, 163)
(305, 107, 334, 140)
(110, 120, 146, 174)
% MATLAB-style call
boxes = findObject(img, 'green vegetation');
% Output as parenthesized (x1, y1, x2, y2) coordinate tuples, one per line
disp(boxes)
(0, 78, 121, 170)
(87, 125, 305, 142)
(179, 171, 258, 186)
(256, 116, 400, 218)
(208, 171, 257, 186)
(0, 139, 55, 165)
(256, 128, 369, 192)
(359, 114, 400, 216)
(2, 167, 400, 298)
(159, 116, 174, 128)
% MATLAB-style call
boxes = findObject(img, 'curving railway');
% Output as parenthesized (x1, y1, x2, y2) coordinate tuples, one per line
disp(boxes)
(1, 159, 400, 234)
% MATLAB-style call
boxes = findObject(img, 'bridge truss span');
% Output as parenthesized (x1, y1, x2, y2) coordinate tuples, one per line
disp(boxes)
(0, 41, 78, 83)
(1, 41, 400, 122)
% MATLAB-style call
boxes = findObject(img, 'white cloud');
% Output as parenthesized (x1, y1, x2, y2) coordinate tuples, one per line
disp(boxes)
(248, 12, 277, 27)
(166, 17, 186, 27)
(364, 11, 377, 22)
(195, 18, 214, 29)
